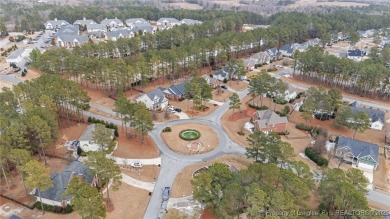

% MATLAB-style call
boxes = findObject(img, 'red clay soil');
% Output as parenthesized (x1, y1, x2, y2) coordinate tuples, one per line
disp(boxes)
(201, 208, 215, 219)
(112, 129, 159, 159)
(228, 108, 256, 121)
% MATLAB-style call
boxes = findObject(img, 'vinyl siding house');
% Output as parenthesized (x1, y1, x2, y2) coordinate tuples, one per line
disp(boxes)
(44, 18, 69, 30)
(34, 161, 98, 207)
(57, 24, 79, 36)
(125, 18, 148, 28)
(78, 124, 114, 152)
(106, 29, 134, 41)
(279, 44, 295, 57)
(335, 136, 379, 171)
(253, 110, 288, 134)
(56, 34, 89, 48)
(73, 18, 97, 26)
(349, 101, 385, 131)
(284, 85, 298, 101)
(136, 88, 169, 110)
(180, 19, 202, 25)
(101, 18, 124, 29)
(212, 67, 229, 81)
(131, 23, 156, 35)
(6, 48, 25, 63)
(87, 24, 107, 33)
(159, 81, 189, 100)
(266, 48, 282, 61)
(201, 75, 220, 88)
(157, 18, 181, 28)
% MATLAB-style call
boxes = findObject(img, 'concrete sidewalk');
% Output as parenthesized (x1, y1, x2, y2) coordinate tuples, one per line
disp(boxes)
(121, 173, 155, 192)
(110, 156, 162, 166)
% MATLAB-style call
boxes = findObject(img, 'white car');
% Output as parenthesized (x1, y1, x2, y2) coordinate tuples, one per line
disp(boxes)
(131, 162, 143, 168)
(240, 76, 248, 81)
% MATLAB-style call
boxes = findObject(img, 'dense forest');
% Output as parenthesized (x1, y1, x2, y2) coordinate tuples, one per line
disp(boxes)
(28, 9, 390, 97)
(296, 46, 390, 100)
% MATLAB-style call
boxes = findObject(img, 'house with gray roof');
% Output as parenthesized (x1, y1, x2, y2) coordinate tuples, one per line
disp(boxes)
(57, 24, 79, 36)
(125, 18, 148, 28)
(44, 18, 69, 30)
(253, 109, 288, 134)
(279, 44, 295, 57)
(131, 23, 156, 35)
(73, 17, 97, 26)
(6, 48, 25, 63)
(157, 18, 181, 28)
(180, 19, 202, 25)
(349, 101, 385, 130)
(101, 18, 124, 29)
(335, 136, 379, 170)
(136, 88, 169, 110)
(266, 48, 282, 60)
(34, 161, 98, 207)
(212, 66, 229, 81)
(87, 23, 107, 33)
(57, 34, 89, 48)
(105, 29, 134, 41)
(78, 124, 114, 152)
(159, 81, 189, 100)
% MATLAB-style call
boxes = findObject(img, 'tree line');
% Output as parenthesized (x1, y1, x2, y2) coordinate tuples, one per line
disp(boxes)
(295, 46, 390, 100)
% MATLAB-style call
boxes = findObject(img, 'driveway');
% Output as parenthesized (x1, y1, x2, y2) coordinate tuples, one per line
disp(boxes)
(175, 111, 190, 119)
(121, 173, 155, 192)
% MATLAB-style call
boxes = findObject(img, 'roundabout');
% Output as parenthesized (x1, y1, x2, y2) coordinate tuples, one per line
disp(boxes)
(160, 123, 219, 155)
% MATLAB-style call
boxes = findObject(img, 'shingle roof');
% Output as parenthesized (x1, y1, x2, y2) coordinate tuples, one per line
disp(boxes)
(157, 18, 180, 24)
(57, 24, 79, 35)
(164, 81, 189, 96)
(35, 161, 93, 202)
(87, 23, 107, 31)
(7, 48, 25, 60)
(8, 215, 22, 219)
(125, 18, 148, 25)
(180, 19, 202, 25)
(337, 136, 378, 163)
(101, 18, 123, 26)
(145, 88, 167, 105)
(73, 18, 96, 26)
(280, 44, 294, 54)
(79, 124, 95, 142)
(349, 102, 385, 123)
(57, 34, 88, 43)
(254, 109, 288, 128)
(45, 19, 69, 27)
(131, 24, 154, 34)
(348, 50, 363, 57)
(106, 29, 133, 38)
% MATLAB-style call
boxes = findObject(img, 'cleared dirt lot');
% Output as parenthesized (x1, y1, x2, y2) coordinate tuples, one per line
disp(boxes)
(171, 155, 251, 198)
(161, 123, 219, 155)
(212, 89, 231, 102)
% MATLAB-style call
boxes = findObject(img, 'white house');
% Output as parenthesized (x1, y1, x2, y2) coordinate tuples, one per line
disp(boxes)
(44, 18, 69, 30)
(101, 18, 124, 29)
(125, 18, 148, 28)
(56, 34, 89, 48)
(136, 88, 169, 110)
(284, 85, 298, 101)
(73, 17, 97, 26)
(279, 44, 295, 57)
(6, 48, 25, 63)
(157, 18, 181, 27)
(86, 23, 107, 33)
(335, 136, 379, 171)
(105, 29, 134, 41)
(34, 161, 98, 207)
(349, 101, 385, 131)
(212, 66, 229, 81)
(78, 124, 114, 152)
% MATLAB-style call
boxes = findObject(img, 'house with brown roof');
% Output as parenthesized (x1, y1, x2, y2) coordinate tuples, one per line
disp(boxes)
(253, 109, 288, 133)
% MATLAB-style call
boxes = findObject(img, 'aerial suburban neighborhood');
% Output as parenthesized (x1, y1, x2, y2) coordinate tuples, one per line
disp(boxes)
(1, 1, 390, 219)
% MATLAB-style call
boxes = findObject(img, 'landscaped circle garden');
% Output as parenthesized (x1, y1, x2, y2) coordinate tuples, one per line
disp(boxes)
(179, 129, 201, 140)
(161, 123, 219, 155)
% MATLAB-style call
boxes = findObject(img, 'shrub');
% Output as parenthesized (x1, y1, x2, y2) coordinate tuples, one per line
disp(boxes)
(237, 131, 245, 136)
(64, 204, 73, 213)
(21, 71, 26, 77)
(163, 127, 172, 132)
(114, 129, 119, 137)
(254, 64, 262, 68)
(8, 36, 15, 42)
(210, 74, 213, 78)
(34, 202, 72, 214)
(274, 99, 288, 105)
(77, 146, 87, 156)
(223, 78, 228, 83)
(304, 147, 328, 167)
(87, 117, 92, 123)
